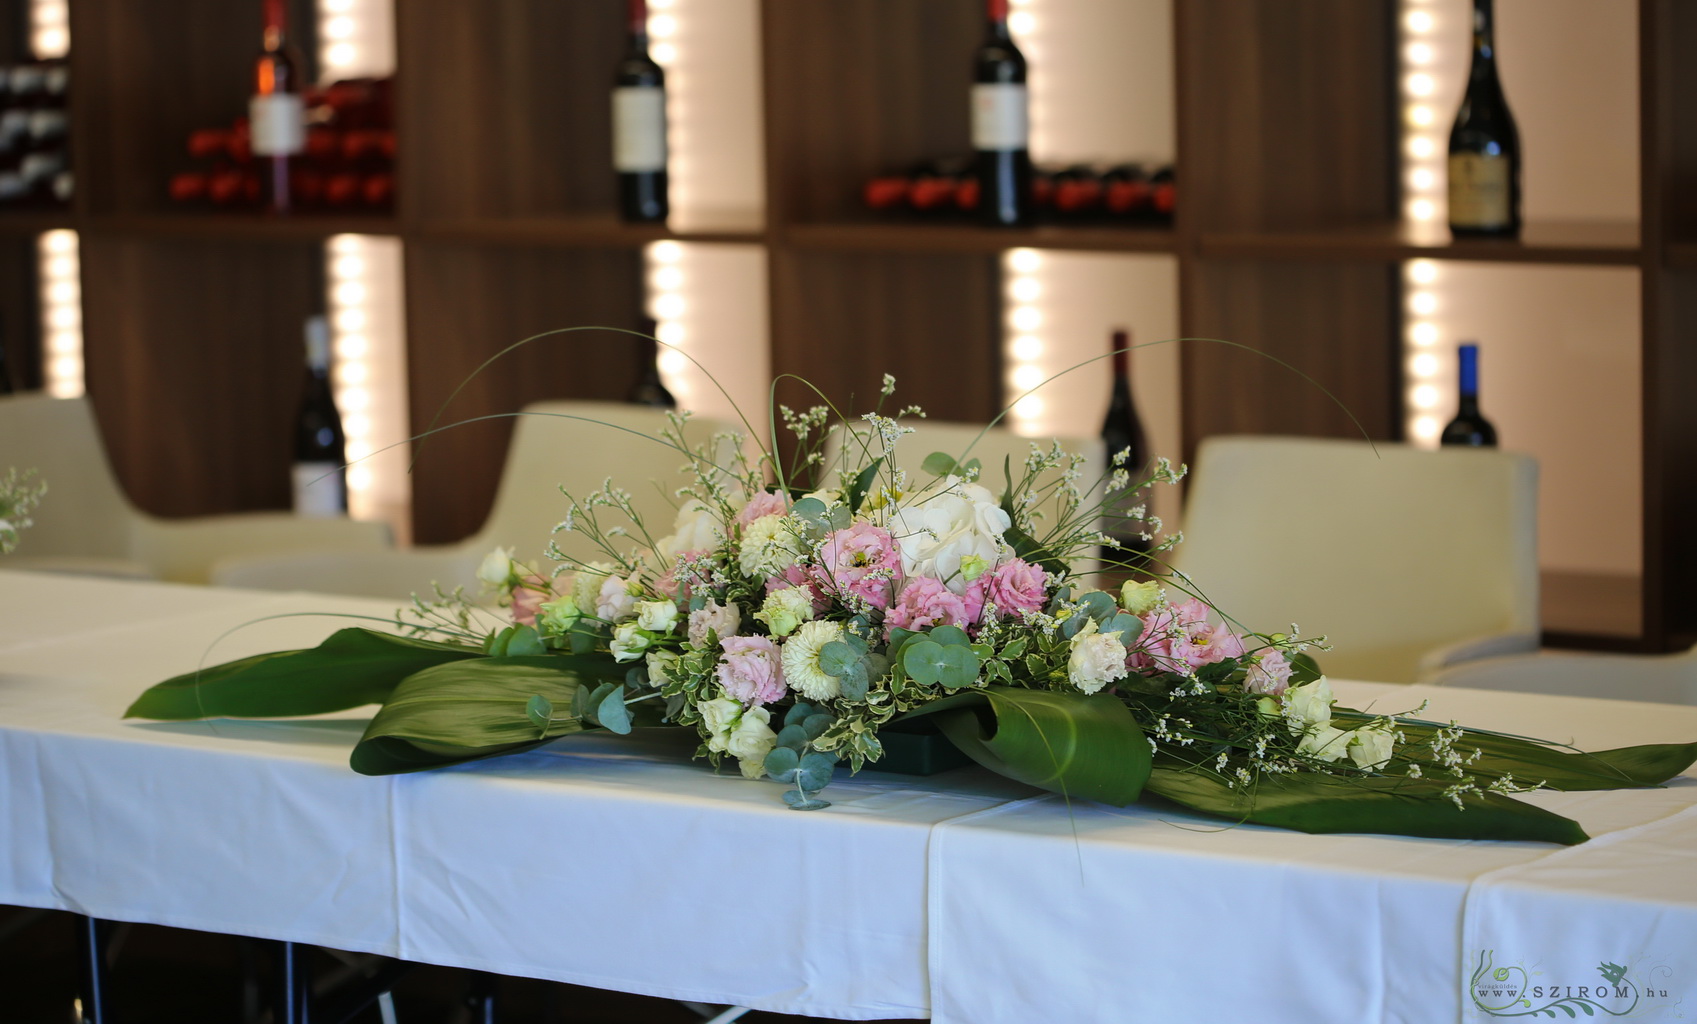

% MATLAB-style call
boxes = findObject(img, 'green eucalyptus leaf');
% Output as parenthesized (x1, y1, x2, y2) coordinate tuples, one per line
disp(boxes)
(1105, 613, 1143, 642)
(596, 685, 632, 735)
(801, 713, 834, 741)
(826, 504, 854, 530)
(791, 497, 828, 524)
(765, 745, 801, 782)
(782, 791, 832, 811)
(486, 627, 513, 658)
(837, 664, 871, 701)
(922, 452, 960, 477)
(887, 628, 918, 655)
(1060, 613, 1087, 640)
(1077, 591, 1118, 624)
(786, 701, 818, 728)
(797, 751, 838, 791)
(125, 628, 485, 721)
(525, 694, 553, 733)
(776, 723, 809, 750)
(819, 640, 862, 678)
(567, 620, 600, 655)
(927, 624, 972, 648)
(504, 624, 546, 657)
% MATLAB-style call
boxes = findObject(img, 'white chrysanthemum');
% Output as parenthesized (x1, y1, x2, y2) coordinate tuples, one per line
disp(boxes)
(780, 619, 845, 701)
(738, 513, 805, 578)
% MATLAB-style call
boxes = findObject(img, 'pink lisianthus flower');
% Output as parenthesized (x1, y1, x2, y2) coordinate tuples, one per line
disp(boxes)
(766, 564, 830, 613)
(971, 558, 1049, 623)
(510, 576, 549, 627)
(810, 522, 900, 609)
(735, 490, 790, 527)
(1243, 648, 1293, 696)
(1133, 598, 1245, 673)
(885, 576, 970, 638)
(716, 635, 787, 705)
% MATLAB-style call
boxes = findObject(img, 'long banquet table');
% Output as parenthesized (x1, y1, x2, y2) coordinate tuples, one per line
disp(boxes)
(1, 568, 1694, 1023)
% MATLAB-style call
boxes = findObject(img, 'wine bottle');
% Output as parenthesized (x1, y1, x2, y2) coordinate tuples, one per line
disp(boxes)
(1447, 0, 1520, 238)
(292, 315, 348, 517)
(1099, 328, 1151, 566)
(971, 0, 1031, 228)
(251, 0, 306, 214)
(627, 318, 677, 408)
(1102, 164, 1152, 218)
(1050, 165, 1103, 220)
(1440, 342, 1498, 447)
(613, 0, 668, 223)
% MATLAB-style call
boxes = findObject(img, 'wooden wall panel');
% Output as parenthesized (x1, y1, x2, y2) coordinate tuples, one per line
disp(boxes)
(0, 239, 40, 391)
(402, 243, 646, 543)
(1646, 267, 1697, 650)
(78, 236, 321, 516)
(1179, 0, 1396, 231)
(769, 249, 1000, 436)
(1182, 259, 1399, 446)
(397, 0, 622, 221)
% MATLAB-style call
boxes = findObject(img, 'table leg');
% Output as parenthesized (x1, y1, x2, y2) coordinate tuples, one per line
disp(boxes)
(274, 940, 311, 1024)
(73, 915, 113, 1024)
(466, 970, 497, 1024)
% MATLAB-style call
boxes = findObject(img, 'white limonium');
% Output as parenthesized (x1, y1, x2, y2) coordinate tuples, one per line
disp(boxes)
(754, 586, 814, 638)
(698, 697, 779, 779)
(1067, 619, 1129, 694)
(781, 619, 846, 701)
(635, 599, 680, 634)
(886, 479, 1011, 594)
(739, 513, 806, 578)
(476, 546, 517, 587)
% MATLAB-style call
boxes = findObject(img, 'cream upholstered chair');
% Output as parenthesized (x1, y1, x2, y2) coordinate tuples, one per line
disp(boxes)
(0, 392, 391, 583)
(1422, 644, 1697, 705)
(214, 400, 746, 600)
(1167, 435, 1540, 684)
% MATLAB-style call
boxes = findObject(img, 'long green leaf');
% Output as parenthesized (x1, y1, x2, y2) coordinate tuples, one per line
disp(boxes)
(903, 685, 1150, 804)
(1336, 710, 1697, 791)
(349, 655, 637, 775)
(1143, 762, 1589, 845)
(125, 628, 484, 720)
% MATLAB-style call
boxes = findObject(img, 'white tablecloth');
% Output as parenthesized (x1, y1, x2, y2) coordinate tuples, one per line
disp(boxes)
(2, 569, 1694, 1022)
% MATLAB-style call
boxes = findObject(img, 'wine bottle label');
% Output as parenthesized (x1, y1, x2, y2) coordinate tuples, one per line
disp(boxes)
(293, 462, 347, 519)
(1448, 153, 1511, 228)
(249, 93, 306, 156)
(0, 110, 30, 144)
(612, 86, 667, 172)
(971, 83, 1028, 150)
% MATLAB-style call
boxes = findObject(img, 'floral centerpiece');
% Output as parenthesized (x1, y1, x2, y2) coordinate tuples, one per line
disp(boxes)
(0, 468, 44, 555)
(129, 375, 1696, 844)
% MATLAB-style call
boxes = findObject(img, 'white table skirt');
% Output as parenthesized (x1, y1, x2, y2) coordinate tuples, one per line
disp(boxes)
(2, 569, 1694, 1022)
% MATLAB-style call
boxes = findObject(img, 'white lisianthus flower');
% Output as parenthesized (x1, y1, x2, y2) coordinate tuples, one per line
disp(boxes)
(570, 562, 615, 613)
(476, 546, 517, 587)
(688, 600, 741, 647)
(1297, 724, 1353, 763)
(738, 514, 806, 579)
(635, 599, 680, 634)
(1066, 619, 1129, 694)
(1281, 676, 1336, 736)
(645, 649, 681, 687)
(698, 697, 779, 779)
(1119, 579, 1163, 616)
(536, 595, 582, 636)
(658, 500, 725, 561)
(1347, 722, 1397, 770)
(887, 480, 1012, 594)
(595, 574, 637, 623)
(780, 619, 846, 701)
(754, 586, 815, 638)
(610, 621, 651, 662)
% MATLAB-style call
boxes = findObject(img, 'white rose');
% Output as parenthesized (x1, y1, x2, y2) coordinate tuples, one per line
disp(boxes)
(698, 697, 743, 747)
(1297, 724, 1352, 763)
(1281, 676, 1335, 736)
(754, 586, 814, 638)
(688, 600, 742, 647)
(476, 546, 516, 586)
(635, 599, 680, 633)
(610, 621, 651, 662)
(1348, 722, 1396, 770)
(738, 514, 805, 578)
(595, 574, 637, 623)
(659, 501, 725, 561)
(1066, 619, 1129, 694)
(697, 697, 778, 779)
(887, 480, 1011, 594)
(645, 649, 681, 687)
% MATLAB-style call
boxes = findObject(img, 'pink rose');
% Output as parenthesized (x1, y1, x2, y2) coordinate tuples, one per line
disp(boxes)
(810, 522, 900, 609)
(885, 576, 970, 638)
(972, 558, 1048, 622)
(511, 575, 549, 627)
(1244, 649, 1293, 696)
(735, 490, 789, 527)
(716, 635, 787, 705)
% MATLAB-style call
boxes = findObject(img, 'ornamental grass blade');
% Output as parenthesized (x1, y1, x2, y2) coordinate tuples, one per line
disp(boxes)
(125, 628, 484, 721)
(349, 655, 635, 775)
(1336, 710, 1697, 791)
(903, 686, 1150, 805)
(1143, 763, 1590, 845)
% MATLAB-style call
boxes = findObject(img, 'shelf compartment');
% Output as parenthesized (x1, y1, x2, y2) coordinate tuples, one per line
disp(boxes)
(82, 212, 399, 243)
(1199, 221, 1643, 266)
(782, 221, 1177, 256)
(414, 214, 765, 250)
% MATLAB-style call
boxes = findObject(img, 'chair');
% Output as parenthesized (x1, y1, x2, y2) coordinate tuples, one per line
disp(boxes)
(1423, 644, 1697, 705)
(1167, 435, 1540, 684)
(0, 393, 390, 584)
(214, 400, 748, 600)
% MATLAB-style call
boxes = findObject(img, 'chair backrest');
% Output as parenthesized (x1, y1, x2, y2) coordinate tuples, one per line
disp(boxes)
(1425, 646, 1697, 705)
(0, 393, 138, 561)
(468, 400, 748, 567)
(1169, 435, 1539, 683)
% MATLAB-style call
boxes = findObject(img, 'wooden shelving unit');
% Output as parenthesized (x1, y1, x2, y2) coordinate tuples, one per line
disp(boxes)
(1, 0, 1691, 651)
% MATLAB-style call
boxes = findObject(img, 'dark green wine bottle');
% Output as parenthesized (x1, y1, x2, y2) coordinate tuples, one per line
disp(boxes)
(1447, 0, 1521, 238)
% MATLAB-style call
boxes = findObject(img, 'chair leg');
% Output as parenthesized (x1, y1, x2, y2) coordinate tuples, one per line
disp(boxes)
(72, 915, 114, 1024)
(465, 970, 497, 1024)
(274, 940, 312, 1024)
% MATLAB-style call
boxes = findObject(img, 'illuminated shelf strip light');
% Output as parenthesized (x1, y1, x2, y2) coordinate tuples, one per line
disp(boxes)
(641, 2, 699, 404)
(1003, 248, 1048, 434)
(30, 0, 68, 59)
(31, 3, 75, 397)
(326, 234, 409, 528)
(316, 0, 394, 82)
(1399, 0, 1457, 449)
(646, 241, 690, 402)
